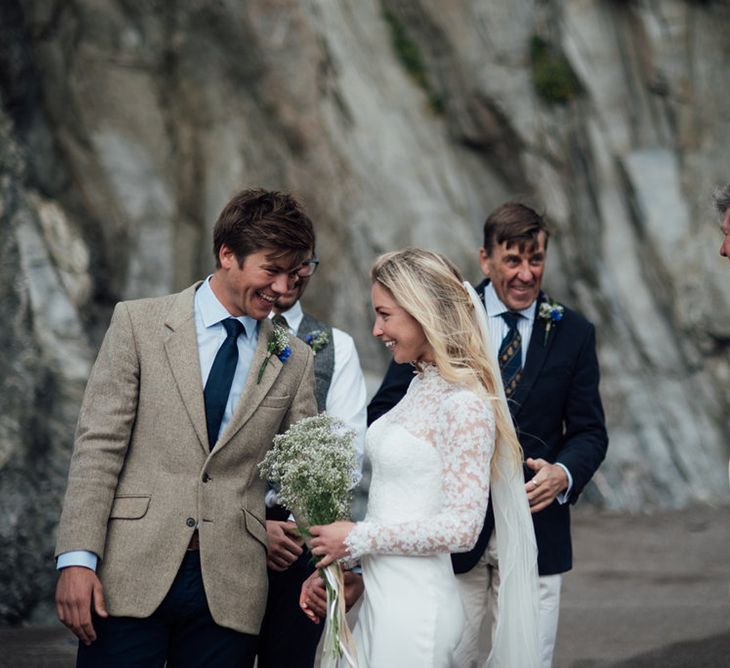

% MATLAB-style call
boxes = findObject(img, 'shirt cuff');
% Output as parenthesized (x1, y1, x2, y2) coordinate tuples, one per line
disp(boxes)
(56, 550, 98, 571)
(555, 463, 573, 505)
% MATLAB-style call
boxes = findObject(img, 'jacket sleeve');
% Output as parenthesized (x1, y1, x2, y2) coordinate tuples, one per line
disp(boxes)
(55, 302, 140, 559)
(555, 323, 608, 502)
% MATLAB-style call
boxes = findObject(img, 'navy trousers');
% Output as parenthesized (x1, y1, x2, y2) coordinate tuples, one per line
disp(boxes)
(257, 550, 323, 668)
(77, 551, 257, 668)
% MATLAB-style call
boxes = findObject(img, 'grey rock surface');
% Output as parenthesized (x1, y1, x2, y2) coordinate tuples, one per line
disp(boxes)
(1, 0, 730, 623)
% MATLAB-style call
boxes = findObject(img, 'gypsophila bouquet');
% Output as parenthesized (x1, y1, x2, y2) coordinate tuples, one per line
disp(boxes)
(259, 414, 359, 666)
(259, 414, 358, 525)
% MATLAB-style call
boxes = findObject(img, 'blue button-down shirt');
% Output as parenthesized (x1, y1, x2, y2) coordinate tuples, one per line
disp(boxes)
(195, 276, 259, 442)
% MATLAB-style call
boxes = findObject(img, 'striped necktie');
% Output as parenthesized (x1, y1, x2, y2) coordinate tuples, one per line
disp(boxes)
(499, 312, 522, 397)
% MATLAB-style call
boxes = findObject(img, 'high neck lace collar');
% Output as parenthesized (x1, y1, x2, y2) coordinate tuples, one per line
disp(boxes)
(415, 363, 439, 380)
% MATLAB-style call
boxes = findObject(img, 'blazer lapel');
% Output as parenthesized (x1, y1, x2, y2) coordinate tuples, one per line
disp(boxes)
(213, 317, 285, 454)
(163, 282, 209, 454)
(509, 292, 551, 418)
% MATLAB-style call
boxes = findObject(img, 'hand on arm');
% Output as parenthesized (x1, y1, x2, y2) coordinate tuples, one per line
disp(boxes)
(266, 520, 304, 571)
(524, 458, 569, 513)
(56, 567, 108, 645)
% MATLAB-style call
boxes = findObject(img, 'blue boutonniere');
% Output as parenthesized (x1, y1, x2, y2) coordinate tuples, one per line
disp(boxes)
(257, 325, 291, 384)
(304, 329, 330, 356)
(538, 298, 564, 345)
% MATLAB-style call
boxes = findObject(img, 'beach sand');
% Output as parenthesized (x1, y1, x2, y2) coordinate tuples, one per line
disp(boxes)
(1, 504, 728, 667)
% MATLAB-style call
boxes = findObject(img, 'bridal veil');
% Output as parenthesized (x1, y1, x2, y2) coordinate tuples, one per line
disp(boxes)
(463, 281, 541, 668)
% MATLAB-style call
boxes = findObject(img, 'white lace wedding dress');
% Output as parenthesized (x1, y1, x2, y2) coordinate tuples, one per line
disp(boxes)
(345, 366, 494, 667)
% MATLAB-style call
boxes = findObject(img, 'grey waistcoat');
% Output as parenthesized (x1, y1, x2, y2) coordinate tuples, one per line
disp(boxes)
(297, 313, 335, 413)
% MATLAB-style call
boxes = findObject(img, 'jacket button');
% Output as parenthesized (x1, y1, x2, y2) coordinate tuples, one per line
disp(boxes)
(186, 517, 195, 528)
(202, 473, 210, 483)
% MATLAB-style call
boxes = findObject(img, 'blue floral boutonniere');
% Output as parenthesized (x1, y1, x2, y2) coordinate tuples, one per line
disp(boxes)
(538, 298, 564, 345)
(257, 325, 291, 384)
(304, 329, 330, 356)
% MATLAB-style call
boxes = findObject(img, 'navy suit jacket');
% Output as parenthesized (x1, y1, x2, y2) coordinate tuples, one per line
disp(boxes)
(367, 280, 608, 575)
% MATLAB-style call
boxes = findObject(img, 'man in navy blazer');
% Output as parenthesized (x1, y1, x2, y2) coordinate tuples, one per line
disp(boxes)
(368, 203, 608, 668)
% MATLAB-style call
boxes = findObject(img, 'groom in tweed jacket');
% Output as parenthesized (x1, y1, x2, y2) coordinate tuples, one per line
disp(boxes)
(55, 189, 318, 667)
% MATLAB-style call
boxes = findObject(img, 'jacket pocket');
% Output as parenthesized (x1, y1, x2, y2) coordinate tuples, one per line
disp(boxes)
(259, 394, 290, 409)
(109, 495, 151, 520)
(242, 508, 268, 548)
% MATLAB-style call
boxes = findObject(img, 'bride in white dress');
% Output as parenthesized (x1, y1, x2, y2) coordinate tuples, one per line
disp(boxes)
(307, 249, 539, 667)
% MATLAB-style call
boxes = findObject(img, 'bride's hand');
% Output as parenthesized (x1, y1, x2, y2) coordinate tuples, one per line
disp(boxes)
(308, 521, 355, 567)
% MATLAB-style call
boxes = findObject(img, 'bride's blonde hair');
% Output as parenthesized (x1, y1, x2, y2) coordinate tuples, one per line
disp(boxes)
(371, 248, 523, 470)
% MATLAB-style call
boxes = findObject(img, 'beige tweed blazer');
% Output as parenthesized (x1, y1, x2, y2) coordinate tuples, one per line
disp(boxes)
(55, 282, 316, 634)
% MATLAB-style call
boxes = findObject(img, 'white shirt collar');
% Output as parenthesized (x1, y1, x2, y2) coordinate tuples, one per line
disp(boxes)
(483, 282, 537, 322)
(198, 276, 258, 337)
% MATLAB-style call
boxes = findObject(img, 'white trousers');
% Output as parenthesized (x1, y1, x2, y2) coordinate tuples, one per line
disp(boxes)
(452, 536, 562, 668)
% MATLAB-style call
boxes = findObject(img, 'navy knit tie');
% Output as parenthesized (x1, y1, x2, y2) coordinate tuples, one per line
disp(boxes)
(204, 318, 244, 449)
(499, 312, 522, 397)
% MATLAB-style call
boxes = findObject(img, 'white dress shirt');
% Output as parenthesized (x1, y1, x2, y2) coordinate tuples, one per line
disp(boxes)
(270, 300, 367, 460)
(263, 301, 367, 511)
(482, 283, 573, 501)
(57, 277, 258, 571)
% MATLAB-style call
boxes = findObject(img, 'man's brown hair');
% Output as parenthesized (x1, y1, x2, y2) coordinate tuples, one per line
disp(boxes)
(483, 202, 550, 255)
(213, 188, 315, 268)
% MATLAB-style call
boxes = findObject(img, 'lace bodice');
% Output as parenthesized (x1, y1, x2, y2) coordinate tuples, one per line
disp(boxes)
(345, 366, 494, 559)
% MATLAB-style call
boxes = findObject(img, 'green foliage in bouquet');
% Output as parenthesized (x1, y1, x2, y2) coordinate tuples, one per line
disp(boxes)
(258, 414, 358, 527)
(259, 414, 361, 665)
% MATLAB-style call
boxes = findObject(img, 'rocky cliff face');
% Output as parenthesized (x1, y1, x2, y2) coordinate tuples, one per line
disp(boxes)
(2, 0, 729, 623)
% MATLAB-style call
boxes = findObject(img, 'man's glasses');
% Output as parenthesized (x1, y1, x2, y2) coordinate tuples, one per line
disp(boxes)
(296, 257, 319, 278)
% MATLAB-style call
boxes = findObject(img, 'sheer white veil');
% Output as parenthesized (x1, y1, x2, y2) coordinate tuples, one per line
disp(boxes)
(463, 281, 540, 668)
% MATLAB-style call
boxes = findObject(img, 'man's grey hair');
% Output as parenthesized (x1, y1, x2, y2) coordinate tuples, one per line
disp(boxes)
(713, 183, 730, 215)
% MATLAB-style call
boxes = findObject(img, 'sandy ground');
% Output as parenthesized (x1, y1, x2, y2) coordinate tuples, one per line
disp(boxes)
(555, 504, 729, 667)
(1, 504, 728, 667)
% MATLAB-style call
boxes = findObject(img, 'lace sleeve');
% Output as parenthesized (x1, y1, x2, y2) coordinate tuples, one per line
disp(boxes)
(345, 391, 494, 558)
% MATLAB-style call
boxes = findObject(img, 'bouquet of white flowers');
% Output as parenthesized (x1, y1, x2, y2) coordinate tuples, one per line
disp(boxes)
(259, 414, 359, 667)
